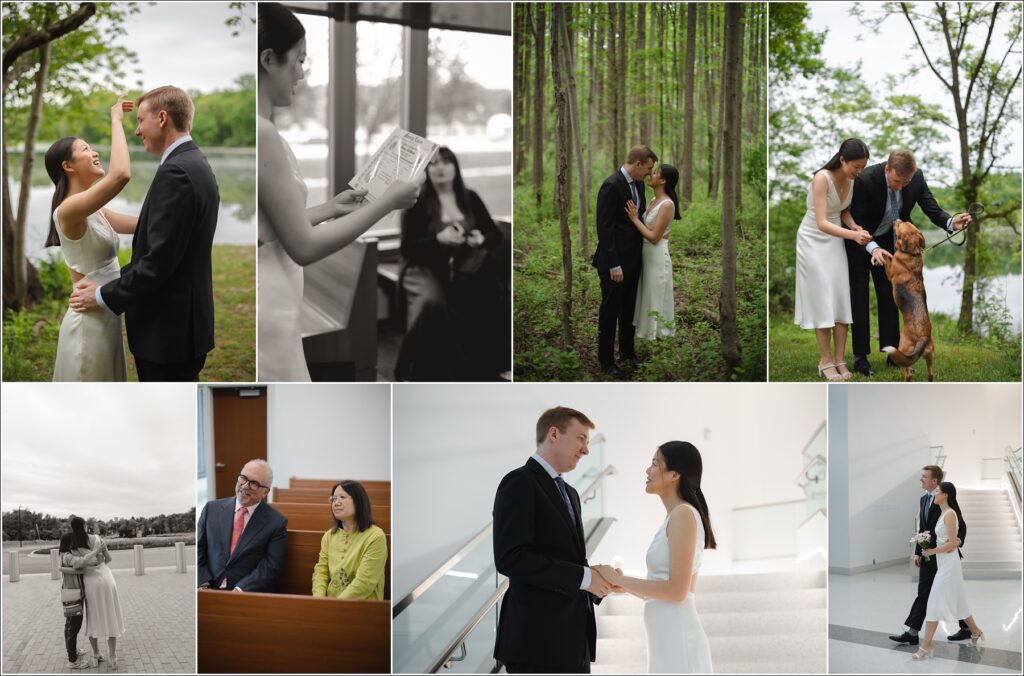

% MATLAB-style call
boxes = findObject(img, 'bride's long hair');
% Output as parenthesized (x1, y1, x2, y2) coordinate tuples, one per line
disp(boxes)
(44, 136, 78, 247)
(68, 515, 90, 550)
(659, 441, 717, 549)
(656, 164, 682, 220)
(817, 138, 870, 175)
(938, 481, 966, 528)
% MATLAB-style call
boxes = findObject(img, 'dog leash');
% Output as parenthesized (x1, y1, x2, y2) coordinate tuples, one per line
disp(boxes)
(923, 202, 984, 253)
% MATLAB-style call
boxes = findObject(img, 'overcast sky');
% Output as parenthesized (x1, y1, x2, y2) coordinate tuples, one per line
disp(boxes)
(1, 385, 196, 520)
(802, 2, 1022, 182)
(117, 2, 255, 93)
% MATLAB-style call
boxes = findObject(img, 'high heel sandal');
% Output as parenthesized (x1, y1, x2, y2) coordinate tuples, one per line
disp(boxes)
(911, 647, 933, 660)
(970, 632, 985, 647)
(833, 361, 852, 380)
(818, 363, 842, 382)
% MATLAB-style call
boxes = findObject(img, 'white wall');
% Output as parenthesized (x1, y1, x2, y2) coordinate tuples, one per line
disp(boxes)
(830, 383, 1021, 573)
(392, 383, 827, 600)
(265, 384, 391, 491)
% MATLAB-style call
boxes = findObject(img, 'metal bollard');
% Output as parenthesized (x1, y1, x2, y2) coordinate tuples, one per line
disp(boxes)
(133, 545, 145, 576)
(174, 542, 186, 573)
(50, 549, 60, 580)
(6, 551, 20, 582)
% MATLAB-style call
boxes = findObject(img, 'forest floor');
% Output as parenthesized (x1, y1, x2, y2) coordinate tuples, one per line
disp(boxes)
(2, 245, 255, 382)
(514, 184, 767, 381)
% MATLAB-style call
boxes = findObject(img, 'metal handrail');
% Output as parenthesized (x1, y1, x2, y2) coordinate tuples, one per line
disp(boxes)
(394, 464, 618, 618)
(799, 421, 826, 460)
(795, 454, 826, 486)
(931, 444, 946, 468)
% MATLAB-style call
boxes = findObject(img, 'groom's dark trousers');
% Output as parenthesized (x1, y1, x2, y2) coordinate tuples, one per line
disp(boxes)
(903, 493, 969, 632)
(846, 163, 950, 359)
(100, 140, 220, 382)
(593, 171, 645, 367)
(494, 458, 599, 674)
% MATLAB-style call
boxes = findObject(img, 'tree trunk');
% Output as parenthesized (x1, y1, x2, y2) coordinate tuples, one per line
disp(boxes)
(681, 4, 696, 206)
(532, 4, 546, 206)
(513, 6, 525, 178)
(733, 5, 744, 218)
(587, 5, 595, 196)
(5, 43, 50, 311)
(636, 3, 648, 142)
(557, 3, 588, 259)
(719, 3, 743, 374)
(551, 4, 573, 347)
(617, 3, 627, 164)
(703, 5, 716, 198)
(712, 7, 726, 199)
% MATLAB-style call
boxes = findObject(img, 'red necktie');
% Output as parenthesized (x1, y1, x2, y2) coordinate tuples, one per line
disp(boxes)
(230, 506, 247, 554)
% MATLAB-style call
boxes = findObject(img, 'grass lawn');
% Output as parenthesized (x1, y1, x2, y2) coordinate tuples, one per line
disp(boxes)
(2, 244, 254, 381)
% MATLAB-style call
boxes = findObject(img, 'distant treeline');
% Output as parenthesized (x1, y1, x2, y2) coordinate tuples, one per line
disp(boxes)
(2, 507, 196, 541)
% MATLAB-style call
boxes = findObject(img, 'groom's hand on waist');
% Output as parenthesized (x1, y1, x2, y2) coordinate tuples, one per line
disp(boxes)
(610, 267, 624, 283)
(69, 279, 100, 314)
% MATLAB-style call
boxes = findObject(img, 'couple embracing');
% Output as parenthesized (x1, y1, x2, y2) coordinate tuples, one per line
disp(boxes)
(593, 145, 682, 380)
(493, 407, 715, 674)
(47, 86, 218, 382)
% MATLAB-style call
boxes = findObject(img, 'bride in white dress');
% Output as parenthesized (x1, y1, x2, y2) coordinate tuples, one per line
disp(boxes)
(793, 138, 873, 381)
(626, 164, 680, 340)
(596, 441, 715, 674)
(44, 97, 137, 381)
(914, 482, 985, 660)
(257, 4, 420, 381)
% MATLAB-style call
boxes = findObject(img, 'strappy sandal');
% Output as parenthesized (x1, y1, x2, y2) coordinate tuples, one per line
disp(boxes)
(833, 362, 852, 380)
(818, 363, 842, 382)
(911, 647, 932, 660)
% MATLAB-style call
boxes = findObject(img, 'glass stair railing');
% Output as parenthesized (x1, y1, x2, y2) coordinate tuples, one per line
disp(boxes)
(393, 434, 616, 674)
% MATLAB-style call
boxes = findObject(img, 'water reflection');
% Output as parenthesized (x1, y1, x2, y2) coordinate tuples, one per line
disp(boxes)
(923, 265, 1022, 332)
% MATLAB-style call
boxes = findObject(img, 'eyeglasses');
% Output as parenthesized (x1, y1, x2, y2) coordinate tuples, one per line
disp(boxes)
(328, 495, 350, 504)
(237, 474, 269, 491)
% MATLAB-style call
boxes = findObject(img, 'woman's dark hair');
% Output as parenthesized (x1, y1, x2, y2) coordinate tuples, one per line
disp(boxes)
(938, 481, 966, 534)
(420, 146, 475, 229)
(69, 515, 90, 551)
(331, 480, 374, 533)
(258, 2, 306, 63)
(658, 164, 682, 220)
(44, 136, 78, 247)
(659, 441, 717, 549)
(818, 138, 870, 174)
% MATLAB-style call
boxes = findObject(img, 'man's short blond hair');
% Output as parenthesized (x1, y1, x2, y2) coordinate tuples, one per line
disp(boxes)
(137, 85, 195, 133)
(887, 150, 917, 178)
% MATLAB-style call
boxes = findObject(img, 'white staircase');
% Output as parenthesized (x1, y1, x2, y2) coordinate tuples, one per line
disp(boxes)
(592, 570, 826, 673)
(957, 488, 1023, 579)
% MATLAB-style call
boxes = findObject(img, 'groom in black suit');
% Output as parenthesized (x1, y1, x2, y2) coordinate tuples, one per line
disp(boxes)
(71, 85, 220, 381)
(493, 407, 614, 673)
(890, 465, 971, 645)
(592, 145, 657, 379)
(844, 150, 969, 377)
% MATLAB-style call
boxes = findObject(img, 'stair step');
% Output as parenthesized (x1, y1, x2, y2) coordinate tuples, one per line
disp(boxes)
(595, 633, 826, 664)
(599, 587, 825, 616)
(597, 608, 826, 638)
(692, 570, 825, 593)
(594, 658, 822, 674)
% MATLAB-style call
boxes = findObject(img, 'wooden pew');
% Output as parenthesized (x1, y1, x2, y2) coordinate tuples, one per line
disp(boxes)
(289, 478, 390, 492)
(301, 238, 379, 381)
(274, 485, 391, 505)
(198, 591, 389, 673)
(279, 530, 391, 600)
(274, 501, 390, 534)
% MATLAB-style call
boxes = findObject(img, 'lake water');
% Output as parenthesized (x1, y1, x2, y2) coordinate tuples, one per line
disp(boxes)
(7, 148, 255, 263)
(923, 265, 1022, 332)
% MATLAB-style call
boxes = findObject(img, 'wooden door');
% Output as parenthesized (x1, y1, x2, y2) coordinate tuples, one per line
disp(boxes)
(211, 387, 267, 499)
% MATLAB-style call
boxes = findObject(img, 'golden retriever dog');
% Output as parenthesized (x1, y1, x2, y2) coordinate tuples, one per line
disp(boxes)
(882, 220, 934, 381)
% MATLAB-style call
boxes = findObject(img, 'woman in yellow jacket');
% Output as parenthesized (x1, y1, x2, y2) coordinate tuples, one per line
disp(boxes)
(312, 480, 387, 599)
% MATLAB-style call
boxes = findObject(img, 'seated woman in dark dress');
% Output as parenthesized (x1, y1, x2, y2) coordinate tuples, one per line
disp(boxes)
(396, 147, 504, 380)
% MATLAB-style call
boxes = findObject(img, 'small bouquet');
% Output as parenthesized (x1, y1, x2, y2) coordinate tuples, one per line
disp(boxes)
(910, 532, 932, 561)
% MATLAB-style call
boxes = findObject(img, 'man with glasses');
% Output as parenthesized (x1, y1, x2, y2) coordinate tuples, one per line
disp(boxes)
(844, 150, 970, 377)
(197, 459, 287, 592)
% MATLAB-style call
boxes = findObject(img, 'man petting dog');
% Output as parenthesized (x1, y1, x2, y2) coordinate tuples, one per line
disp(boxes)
(844, 150, 970, 377)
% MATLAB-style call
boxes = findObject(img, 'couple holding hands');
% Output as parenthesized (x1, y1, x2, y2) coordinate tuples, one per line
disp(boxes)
(492, 407, 715, 674)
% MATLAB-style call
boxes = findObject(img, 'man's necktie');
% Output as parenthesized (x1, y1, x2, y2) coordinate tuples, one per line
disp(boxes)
(554, 476, 577, 525)
(230, 506, 247, 554)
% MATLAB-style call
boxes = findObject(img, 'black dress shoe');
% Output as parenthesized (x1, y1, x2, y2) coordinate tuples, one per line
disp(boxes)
(947, 628, 972, 641)
(889, 631, 919, 645)
(600, 363, 628, 380)
(853, 356, 874, 377)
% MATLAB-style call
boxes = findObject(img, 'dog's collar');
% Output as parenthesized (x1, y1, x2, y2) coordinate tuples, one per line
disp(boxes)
(896, 248, 922, 257)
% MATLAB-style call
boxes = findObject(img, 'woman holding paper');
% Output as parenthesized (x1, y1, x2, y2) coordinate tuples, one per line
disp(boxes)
(257, 3, 421, 381)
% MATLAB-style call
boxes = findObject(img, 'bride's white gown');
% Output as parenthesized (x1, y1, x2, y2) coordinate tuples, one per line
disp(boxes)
(925, 509, 971, 622)
(644, 503, 713, 674)
(257, 118, 310, 382)
(52, 207, 127, 381)
(633, 199, 676, 340)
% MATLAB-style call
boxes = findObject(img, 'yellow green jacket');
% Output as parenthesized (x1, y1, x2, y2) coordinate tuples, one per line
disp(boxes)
(312, 524, 387, 599)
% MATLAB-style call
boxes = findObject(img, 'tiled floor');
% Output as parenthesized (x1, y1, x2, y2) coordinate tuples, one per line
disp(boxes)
(829, 565, 1023, 674)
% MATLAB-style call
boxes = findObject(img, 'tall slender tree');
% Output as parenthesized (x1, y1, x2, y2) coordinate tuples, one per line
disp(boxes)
(720, 3, 744, 373)
(681, 4, 697, 205)
(551, 3, 573, 346)
(531, 4, 546, 206)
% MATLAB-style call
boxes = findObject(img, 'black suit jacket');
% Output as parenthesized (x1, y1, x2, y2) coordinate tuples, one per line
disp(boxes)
(100, 140, 219, 363)
(493, 458, 598, 669)
(917, 494, 967, 561)
(592, 169, 645, 276)
(196, 497, 288, 592)
(846, 162, 950, 259)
